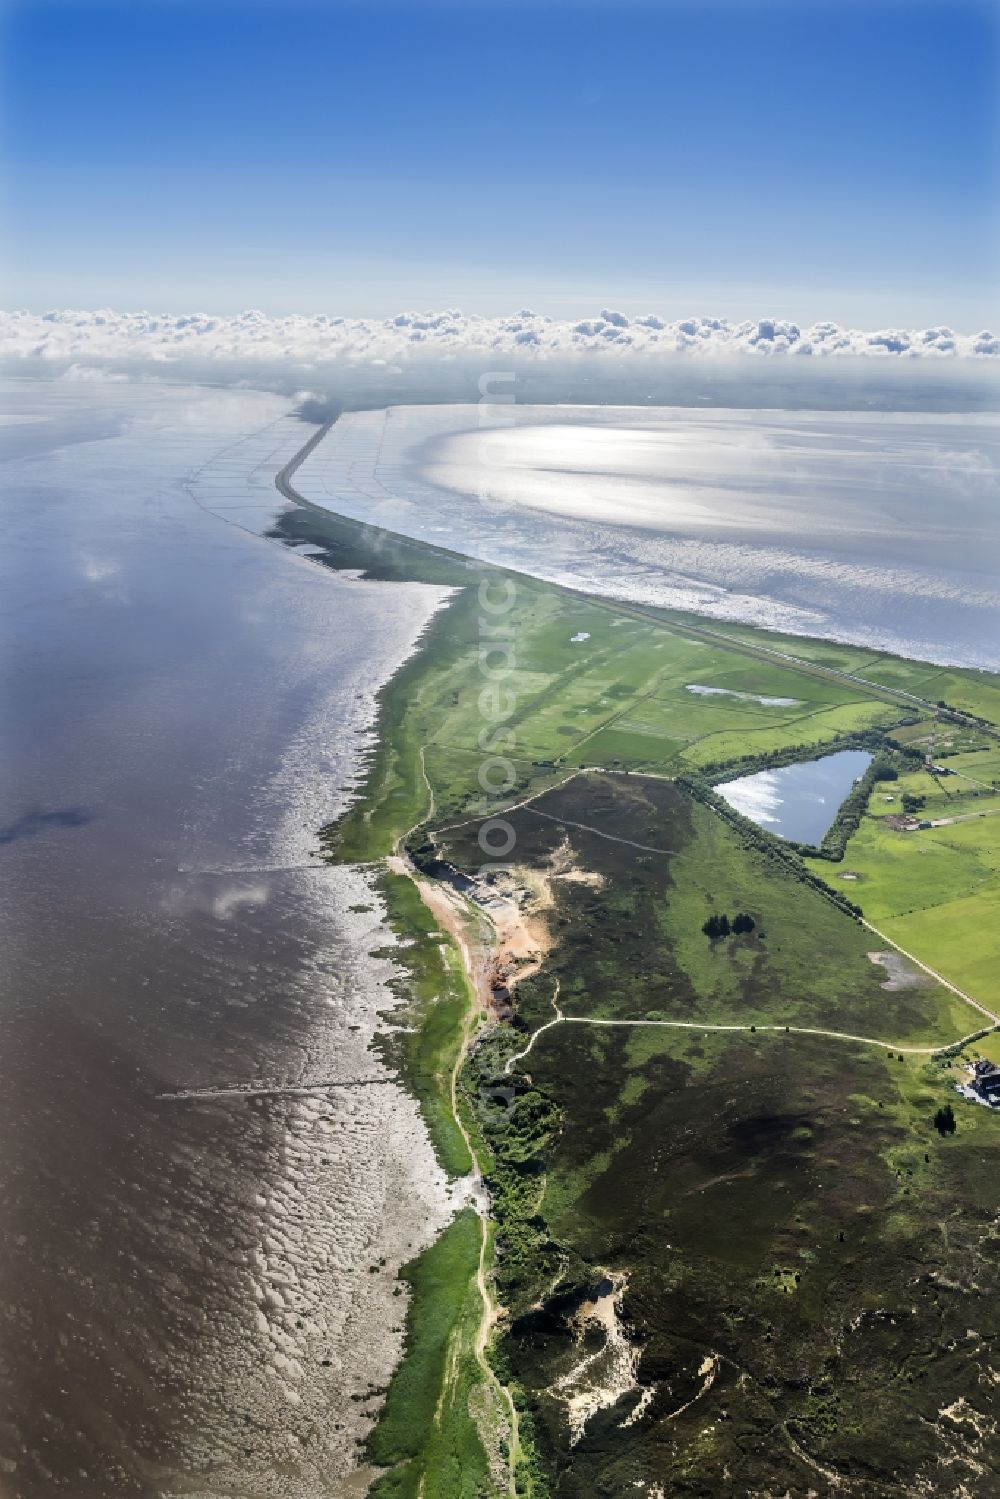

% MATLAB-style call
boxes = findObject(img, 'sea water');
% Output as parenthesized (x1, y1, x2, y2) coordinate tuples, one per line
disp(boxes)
(291, 403, 1000, 669)
(0, 379, 453, 1497)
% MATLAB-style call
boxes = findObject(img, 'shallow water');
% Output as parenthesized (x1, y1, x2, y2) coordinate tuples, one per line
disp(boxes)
(685, 683, 801, 706)
(0, 380, 453, 1497)
(716, 749, 873, 844)
(292, 403, 1000, 669)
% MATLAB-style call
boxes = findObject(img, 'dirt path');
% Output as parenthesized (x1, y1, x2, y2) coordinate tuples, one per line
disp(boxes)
(659, 1352, 722, 1425)
(408, 742, 436, 836)
(505, 1009, 993, 1068)
(949, 768, 993, 791)
(928, 806, 1000, 828)
(524, 804, 676, 856)
(391, 752, 522, 1496)
(505, 982, 563, 1075)
(446, 950, 521, 1497)
(435, 765, 676, 855)
(435, 768, 584, 834)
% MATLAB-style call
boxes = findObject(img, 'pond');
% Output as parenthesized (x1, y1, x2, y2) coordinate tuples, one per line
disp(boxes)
(685, 683, 801, 706)
(716, 749, 872, 845)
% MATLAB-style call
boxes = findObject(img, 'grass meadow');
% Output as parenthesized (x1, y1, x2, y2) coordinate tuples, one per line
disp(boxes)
(270, 498, 1000, 1496)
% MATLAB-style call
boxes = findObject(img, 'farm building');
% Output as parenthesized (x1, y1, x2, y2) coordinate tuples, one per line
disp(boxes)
(961, 1060, 1000, 1108)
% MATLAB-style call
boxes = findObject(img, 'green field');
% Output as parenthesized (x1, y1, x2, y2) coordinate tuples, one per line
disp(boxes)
(662, 612, 1000, 725)
(310, 568, 918, 860)
(269, 493, 1000, 1498)
(808, 788, 1000, 1009)
(376, 872, 477, 1177)
(853, 659, 1000, 724)
(367, 1210, 492, 1498)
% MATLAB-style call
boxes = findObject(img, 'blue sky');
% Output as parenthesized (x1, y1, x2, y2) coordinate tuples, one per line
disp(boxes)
(3, 0, 997, 326)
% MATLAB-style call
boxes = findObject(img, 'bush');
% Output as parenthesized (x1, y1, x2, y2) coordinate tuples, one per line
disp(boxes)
(702, 911, 756, 939)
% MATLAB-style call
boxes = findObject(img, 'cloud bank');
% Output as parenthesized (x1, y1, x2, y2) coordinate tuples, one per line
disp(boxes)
(2, 307, 998, 374)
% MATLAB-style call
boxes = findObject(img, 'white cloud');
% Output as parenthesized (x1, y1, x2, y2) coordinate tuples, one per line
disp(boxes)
(78, 552, 121, 584)
(212, 883, 270, 920)
(0, 307, 996, 374)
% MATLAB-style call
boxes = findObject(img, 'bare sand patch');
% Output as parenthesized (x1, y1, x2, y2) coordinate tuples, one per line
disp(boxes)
(477, 838, 607, 1018)
(387, 853, 491, 1008)
(868, 949, 933, 991)
(476, 864, 555, 1019)
(554, 867, 606, 888)
(552, 1273, 641, 1446)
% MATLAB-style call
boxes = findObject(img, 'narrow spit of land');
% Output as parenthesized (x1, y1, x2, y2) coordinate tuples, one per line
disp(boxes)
(270, 414, 1000, 1498)
(274, 416, 1000, 749)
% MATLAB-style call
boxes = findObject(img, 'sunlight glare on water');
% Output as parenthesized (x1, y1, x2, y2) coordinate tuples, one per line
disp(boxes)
(292, 403, 1000, 668)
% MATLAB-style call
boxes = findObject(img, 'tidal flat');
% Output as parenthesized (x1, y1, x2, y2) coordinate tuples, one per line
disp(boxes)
(290, 402, 1000, 670)
(0, 381, 456, 1496)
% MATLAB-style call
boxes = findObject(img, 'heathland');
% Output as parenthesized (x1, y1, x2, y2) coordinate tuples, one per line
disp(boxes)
(269, 452, 1000, 1497)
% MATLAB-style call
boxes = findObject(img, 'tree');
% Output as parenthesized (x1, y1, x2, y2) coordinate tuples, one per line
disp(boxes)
(933, 1102, 956, 1137)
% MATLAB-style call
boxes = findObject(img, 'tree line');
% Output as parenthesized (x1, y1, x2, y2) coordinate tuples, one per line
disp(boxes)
(678, 774, 865, 922)
(785, 754, 899, 863)
(701, 728, 929, 865)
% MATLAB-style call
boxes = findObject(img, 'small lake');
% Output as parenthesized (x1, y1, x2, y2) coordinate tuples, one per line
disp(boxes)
(716, 749, 872, 844)
(685, 683, 801, 706)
